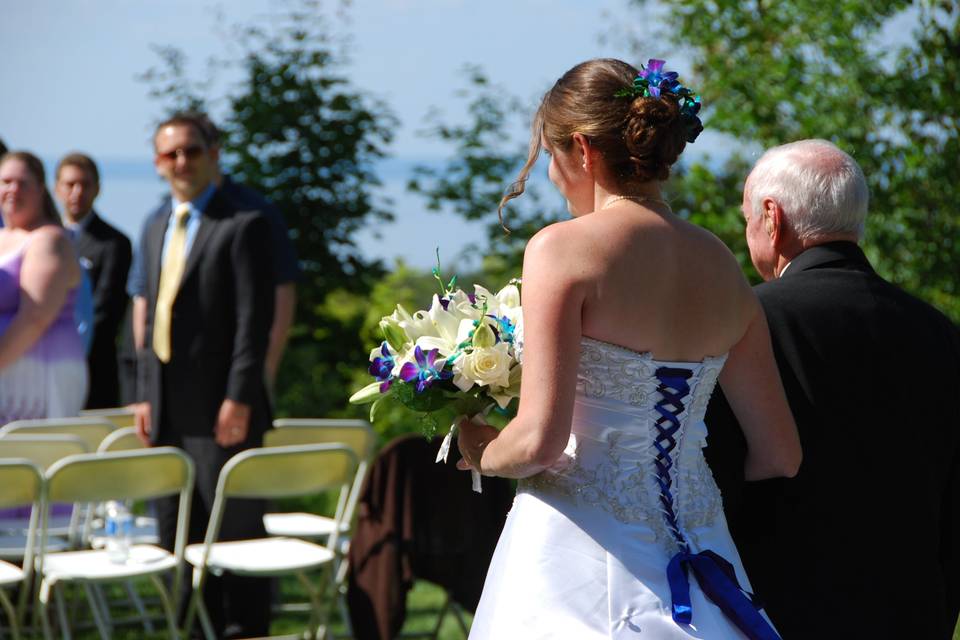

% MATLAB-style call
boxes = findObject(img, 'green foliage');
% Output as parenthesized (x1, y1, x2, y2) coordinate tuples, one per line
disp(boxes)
(407, 66, 562, 279)
(220, 4, 397, 418)
(666, 155, 759, 281)
(632, 0, 960, 317)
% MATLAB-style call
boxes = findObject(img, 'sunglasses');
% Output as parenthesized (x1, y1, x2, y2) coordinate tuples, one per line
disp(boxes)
(156, 145, 206, 163)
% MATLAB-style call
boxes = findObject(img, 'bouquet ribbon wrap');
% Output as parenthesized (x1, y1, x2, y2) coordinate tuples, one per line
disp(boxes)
(436, 414, 485, 493)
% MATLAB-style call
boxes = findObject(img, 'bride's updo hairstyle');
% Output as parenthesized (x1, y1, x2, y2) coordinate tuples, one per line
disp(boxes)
(499, 58, 702, 220)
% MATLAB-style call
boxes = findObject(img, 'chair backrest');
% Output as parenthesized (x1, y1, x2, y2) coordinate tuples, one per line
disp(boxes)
(0, 459, 43, 512)
(97, 427, 145, 453)
(0, 418, 114, 453)
(46, 448, 194, 505)
(0, 434, 89, 470)
(203, 444, 356, 552)
(43, 448, 194, 565)
(265, 420, 375, 460)
(220, 444, 357, 500)
(80, 407, 136, 429)
(265, 421, 375, 531)
(0, 460, 43, 595)
(273, 417, 369, 429)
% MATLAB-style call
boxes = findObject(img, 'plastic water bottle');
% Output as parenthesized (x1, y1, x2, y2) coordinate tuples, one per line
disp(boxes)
(104, 501, 132, 564)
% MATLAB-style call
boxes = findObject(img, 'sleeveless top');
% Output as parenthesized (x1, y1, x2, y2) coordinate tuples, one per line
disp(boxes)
(0, 237, 87, 422)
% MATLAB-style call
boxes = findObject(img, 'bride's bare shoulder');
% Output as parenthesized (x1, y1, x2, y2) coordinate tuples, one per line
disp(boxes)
(523, 218, 602, 281)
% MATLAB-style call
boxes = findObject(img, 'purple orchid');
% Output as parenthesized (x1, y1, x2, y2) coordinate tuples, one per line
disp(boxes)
(399, 345, 452, 393)
(369, 342, 396, 392)
(638, 59, 680, 98)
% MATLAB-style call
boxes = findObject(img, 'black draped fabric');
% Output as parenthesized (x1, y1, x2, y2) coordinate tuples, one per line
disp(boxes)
(347, 434, 514, 640)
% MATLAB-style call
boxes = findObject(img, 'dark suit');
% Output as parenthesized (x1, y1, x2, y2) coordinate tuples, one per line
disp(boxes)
(136, 188, 275, 636)
(706, 241, 960, 639)
(73, 212, 132, 408)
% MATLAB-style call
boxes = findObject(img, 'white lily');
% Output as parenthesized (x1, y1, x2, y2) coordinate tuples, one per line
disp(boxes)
(445, 288, 483, 321)
(395, 303, 436, 343)
(409, 295, 464, 357)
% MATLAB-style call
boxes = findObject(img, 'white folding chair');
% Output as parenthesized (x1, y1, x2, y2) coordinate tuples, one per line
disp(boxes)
(183, 444, 358, 640)
(0, 435, 88, 558)
(96, 428, 144, 454)
(85, 427, 158, 636)
(88, 427, 158, 547)
(36, 448, 194, 640)
(263, 420, 375, 541)
(0, 418, 114, 455)
(264, 420, 375, 631)
(79, 408, 136, 430)
(0, 460, 43, 640)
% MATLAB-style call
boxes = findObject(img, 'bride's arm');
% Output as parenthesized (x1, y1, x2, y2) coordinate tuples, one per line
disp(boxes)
(458, 225, 586, 479)
(718, 297, 802, 480)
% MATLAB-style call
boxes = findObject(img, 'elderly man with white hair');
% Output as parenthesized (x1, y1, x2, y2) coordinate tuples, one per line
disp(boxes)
(706, 139, 960, 640)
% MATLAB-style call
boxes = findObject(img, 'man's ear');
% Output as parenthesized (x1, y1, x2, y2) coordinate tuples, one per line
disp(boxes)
(571, 132, 592, 173)
(763, 197, 786, 249)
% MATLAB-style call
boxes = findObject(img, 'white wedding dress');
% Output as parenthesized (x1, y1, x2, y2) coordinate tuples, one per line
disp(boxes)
(469, 337, 779, 639)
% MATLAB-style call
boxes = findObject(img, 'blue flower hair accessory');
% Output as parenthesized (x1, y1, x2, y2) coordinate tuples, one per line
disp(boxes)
(615, 59, 703, 143)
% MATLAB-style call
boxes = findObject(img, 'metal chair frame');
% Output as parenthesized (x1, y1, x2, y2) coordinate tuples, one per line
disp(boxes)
(183, 443, 357, 640)
(36, 448, 194, 640)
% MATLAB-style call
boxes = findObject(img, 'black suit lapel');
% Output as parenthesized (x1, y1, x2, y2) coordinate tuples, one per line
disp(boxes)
(73, 213, 98, 255)
(148, 203, 171, 299)
(180, 190, 229, 285)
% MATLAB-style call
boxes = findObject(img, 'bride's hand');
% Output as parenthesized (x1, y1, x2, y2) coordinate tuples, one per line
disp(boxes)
(456, 417, 499, 473)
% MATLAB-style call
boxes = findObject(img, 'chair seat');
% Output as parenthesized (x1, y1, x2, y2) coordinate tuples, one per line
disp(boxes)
(0, 534, 70, 560)
(262, 512, 349, 539)
(42, 544, 176, 583)
(0, 559, 24, 587)
(185, 537, 335, 576)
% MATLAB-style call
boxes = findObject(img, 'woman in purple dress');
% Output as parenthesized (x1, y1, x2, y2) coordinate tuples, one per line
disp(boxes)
(0, 151, 87, 423)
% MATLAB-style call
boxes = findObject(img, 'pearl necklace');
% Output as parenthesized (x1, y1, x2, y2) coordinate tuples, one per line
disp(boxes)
(601, 194, 671, 210)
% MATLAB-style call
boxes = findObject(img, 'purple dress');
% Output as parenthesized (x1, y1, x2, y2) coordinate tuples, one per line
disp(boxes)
(0, 237, 88, 424)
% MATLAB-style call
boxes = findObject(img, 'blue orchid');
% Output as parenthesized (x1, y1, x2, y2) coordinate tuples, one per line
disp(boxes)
(638, 59, 680, 98)
(368, 342, 396, 392)
(488, 314, 517, 344)
(399, 345, 452, 393)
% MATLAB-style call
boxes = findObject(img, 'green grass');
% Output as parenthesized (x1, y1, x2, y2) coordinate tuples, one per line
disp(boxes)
(25, 579, 960, 639)
(56, 577, 470, 639)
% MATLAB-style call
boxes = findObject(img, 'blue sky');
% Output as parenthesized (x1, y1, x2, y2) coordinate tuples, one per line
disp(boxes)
(1, 1, 917, 268)
(1, 0, 649, 268)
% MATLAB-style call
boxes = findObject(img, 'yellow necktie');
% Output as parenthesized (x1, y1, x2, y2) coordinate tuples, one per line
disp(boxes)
(153, 203, 191, 363)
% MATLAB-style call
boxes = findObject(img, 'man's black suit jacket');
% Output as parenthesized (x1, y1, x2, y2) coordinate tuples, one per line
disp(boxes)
(706, 241, 960, 639)
(75, 212, 132, 408)
(135, 189, 274, 443)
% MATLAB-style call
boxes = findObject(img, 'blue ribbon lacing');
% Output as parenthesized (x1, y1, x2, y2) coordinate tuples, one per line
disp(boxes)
(654, 367, 781, 640)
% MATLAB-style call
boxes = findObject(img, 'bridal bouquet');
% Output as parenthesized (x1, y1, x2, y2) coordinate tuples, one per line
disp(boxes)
(350, 268, 522, 491)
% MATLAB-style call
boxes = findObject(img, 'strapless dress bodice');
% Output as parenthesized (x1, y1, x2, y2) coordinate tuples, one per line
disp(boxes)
(522, 336, 729, 554)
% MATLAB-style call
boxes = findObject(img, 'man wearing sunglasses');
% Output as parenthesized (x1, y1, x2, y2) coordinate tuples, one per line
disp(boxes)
(127, 118, 300, 392)
(132, 111, 274, 638)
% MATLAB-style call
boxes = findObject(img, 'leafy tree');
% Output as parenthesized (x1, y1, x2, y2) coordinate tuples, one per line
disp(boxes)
(407, 67, 562, 282)
(631, 0, 960, 315)
(140, 0, 396, 418)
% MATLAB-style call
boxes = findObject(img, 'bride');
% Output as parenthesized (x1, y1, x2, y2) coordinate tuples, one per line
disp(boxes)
(456, 58, 801, 639)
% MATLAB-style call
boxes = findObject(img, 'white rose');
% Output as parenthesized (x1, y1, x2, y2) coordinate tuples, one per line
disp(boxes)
(453, 343, 513, 390)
